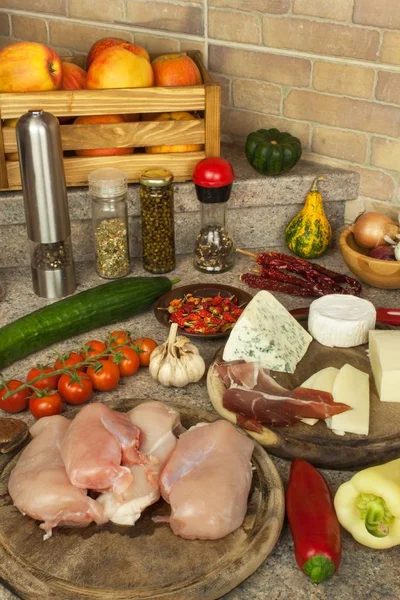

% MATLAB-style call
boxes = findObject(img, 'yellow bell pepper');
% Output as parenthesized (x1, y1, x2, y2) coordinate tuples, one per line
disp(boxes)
(334, 458, 400, 549)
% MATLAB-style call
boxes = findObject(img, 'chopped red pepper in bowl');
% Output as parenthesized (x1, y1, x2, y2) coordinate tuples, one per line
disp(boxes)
(154, 283, 253, 339)
(168, 293, 244, 334)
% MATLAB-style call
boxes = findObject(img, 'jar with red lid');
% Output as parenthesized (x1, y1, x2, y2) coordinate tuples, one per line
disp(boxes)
(192, 157, 235, 273)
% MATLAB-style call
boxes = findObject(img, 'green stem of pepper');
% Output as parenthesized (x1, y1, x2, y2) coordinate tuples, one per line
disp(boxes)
(356, 494, 394, 538)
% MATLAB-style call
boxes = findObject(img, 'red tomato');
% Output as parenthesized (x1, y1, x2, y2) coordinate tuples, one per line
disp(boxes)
(132, 337, 158, 367)
(58, 372, 93, 405)
(84, 340, 107, 359)
(29, 392, 63, 419)
(113, 346, 140, 377)
(0, 379, 30, 414)
(54, 351, 85, 371)
(26, 366, 60, 392)
(87, 359, 120, 391)
(108, 330, 132, 348)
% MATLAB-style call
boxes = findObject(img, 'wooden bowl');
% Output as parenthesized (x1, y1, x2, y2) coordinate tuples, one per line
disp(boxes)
(339, 228, 400, 289)
(154, 283, 253, 340)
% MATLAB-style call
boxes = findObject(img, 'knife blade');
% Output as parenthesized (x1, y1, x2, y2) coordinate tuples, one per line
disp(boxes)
(290, 306, 400, 326)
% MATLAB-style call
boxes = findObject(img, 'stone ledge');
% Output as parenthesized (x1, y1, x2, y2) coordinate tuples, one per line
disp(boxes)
(0, 144, 360, 226)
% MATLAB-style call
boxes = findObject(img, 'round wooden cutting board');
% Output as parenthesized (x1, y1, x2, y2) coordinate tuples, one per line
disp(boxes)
(208, 338, 400, 471)
(0, 399, 284, 600)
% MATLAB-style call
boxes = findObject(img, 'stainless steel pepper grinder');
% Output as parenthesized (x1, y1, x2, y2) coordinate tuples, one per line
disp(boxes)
(16, 109, 76, 298)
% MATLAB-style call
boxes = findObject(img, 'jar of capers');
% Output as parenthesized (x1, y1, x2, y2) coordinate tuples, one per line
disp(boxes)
(139, 168, 176, 274)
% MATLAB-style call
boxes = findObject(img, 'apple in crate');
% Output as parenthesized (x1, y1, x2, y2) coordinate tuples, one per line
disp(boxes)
(86, 46, 154, 89)
(145, 111, 202, 154)
(73, 114, 134, 157)
(0, 42, 62, 92)
(61, 62, 87, 90)
(152, 53, 202, 87)
(87, 37, 150, 69)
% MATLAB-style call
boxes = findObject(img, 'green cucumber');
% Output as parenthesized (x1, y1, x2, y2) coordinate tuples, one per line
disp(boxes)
(0, 276, 175, 371)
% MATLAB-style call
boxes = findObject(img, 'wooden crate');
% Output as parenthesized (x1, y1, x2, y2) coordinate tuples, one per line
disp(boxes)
(0, 51, 220, 190)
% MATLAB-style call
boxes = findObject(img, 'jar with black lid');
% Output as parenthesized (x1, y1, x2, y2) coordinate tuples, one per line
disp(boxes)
(139, 168, 176, 274)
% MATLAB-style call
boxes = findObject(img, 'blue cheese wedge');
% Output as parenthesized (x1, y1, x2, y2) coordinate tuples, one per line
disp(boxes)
(222, 290, 312, 373)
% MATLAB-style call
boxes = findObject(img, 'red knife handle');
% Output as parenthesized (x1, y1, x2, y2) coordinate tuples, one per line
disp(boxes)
(290, 306, 400, 326)
(290, 307, 310, 321)
(376, 308, 400, 326)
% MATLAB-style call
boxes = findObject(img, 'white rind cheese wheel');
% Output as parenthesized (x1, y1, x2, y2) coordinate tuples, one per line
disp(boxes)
(308, 294, 376, 348)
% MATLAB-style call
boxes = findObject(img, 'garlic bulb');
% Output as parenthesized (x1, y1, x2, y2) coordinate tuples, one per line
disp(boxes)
(149, 323, 205, 388)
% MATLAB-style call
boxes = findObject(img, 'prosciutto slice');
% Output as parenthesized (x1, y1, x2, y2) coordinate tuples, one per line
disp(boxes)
(215, 361, 350, 428)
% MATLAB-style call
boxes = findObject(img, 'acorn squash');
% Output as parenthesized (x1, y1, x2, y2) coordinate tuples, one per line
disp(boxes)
(245, 128, 302, 175)
(285, 176, 332, 259)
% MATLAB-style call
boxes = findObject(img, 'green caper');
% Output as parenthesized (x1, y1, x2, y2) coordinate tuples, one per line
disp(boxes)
(139, 169, 175, 274)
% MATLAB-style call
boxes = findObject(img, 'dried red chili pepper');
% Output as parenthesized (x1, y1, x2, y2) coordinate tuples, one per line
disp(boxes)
(240, 273, 320, 297)
(237, 249, 361, 297)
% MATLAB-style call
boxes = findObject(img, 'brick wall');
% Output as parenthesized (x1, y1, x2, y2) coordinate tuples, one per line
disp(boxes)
(1, 0, 400, 215)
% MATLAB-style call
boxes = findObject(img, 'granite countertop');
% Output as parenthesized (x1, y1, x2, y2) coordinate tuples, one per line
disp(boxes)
(0, 250, 399, 600)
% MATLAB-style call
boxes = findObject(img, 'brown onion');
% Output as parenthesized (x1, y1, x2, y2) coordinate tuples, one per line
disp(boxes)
(350, 212, 399, 249)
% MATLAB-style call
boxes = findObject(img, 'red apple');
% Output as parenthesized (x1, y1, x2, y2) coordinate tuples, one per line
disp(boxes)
(61, 62, 86, 90)
(87, 37, 150, 69)
(86, 46, 154, 89)
(152, 53, 202, 87)
(73, 114, 134, 157)
(0, 42, 62, 92)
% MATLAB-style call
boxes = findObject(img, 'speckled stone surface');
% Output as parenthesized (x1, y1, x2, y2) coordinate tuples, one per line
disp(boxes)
(0, 144, 358, 268)
(0, 250, 399, 600)
(0, 145, 359, 226)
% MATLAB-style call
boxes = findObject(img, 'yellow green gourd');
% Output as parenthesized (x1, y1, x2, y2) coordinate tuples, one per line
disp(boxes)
(285, 176, 332, 259)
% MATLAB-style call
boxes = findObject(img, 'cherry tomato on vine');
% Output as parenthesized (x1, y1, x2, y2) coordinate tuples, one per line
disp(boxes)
(108, 330, 132, 348)
(0, 379, 30, 414)
(58, 372, 93, 405)
(84, 340, 107, 359)
(54, 351, 85, 371)
(132, 337, 158, 367)
(29, 392, 63, 419)
(27, 366, 60, 392)
(112, 346, 140, 377)
(87, 359, 120, 391)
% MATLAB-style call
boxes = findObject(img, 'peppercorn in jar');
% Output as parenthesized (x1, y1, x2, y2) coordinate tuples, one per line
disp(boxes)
(139, 168, 176, 274)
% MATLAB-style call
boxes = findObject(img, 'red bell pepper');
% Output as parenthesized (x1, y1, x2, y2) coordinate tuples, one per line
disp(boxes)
(286, 458, 342, 584)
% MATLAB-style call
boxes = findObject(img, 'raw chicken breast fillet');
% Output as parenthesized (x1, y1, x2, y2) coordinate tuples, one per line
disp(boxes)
(99, 401, 181, 525)
(60, 403, 142, 493)
(159, 420, 254, 540)
(8, 415, 107, 540)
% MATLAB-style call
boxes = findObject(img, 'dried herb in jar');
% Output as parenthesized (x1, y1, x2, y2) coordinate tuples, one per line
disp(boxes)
(139, 169, 176, 274)
(94, 218, 130, 279)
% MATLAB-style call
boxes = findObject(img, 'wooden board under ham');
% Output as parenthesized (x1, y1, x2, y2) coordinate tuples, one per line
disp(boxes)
(207, 326, 400, 471)
(0, 399, 284, 600)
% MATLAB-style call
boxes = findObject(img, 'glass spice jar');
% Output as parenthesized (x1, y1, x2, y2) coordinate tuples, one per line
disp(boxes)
(88, 168, 130, 279)
(139, 168, 176, 274)
(192, 157, 235, 273)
